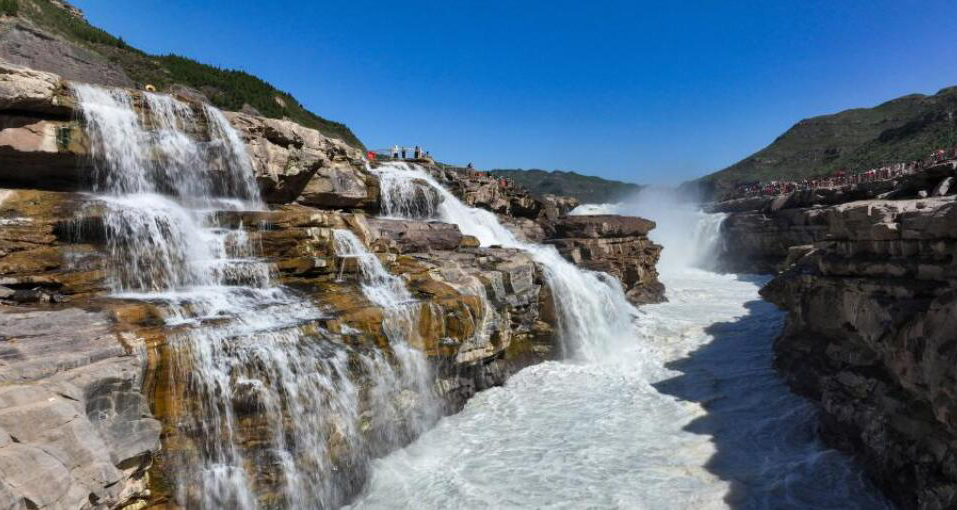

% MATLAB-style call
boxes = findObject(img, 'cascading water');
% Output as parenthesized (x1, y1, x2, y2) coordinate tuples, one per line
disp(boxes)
(347, 171, 892, 509)
(72, 84, 432, 509)
(332, 229, 438, 432)
(373, 162, 638, 360)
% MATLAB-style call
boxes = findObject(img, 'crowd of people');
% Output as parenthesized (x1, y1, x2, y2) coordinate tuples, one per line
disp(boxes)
(727, 147, 957, 200)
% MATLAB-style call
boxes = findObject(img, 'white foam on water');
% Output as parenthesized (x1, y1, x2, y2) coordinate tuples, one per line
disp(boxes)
(72, 84, 435, 509)
(372, 162, 639, 361)
(346, 179, 891, 509)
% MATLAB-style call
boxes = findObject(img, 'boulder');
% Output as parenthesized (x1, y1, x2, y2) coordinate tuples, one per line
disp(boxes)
(225, 112, 376, 206)
(367, 218, 463, 253)
(0, 60, 72, 114)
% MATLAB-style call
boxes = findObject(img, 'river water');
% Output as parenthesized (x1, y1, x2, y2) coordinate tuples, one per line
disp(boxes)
(347, 188, 893, 510)
(67, 85, 892, 509)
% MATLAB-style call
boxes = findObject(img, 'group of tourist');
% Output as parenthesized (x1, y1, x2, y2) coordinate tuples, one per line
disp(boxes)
(727, 147, 957, 200)
(389, 145, 431, 161)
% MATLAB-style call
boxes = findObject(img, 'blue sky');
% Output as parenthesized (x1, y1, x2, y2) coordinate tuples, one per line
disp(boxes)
(73, 0, 957, 185)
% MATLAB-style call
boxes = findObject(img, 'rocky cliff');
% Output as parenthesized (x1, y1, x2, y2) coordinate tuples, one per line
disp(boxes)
(708, 166, 957, 508)
(0, 61, 662, 508)
(709, 161, 957, 273)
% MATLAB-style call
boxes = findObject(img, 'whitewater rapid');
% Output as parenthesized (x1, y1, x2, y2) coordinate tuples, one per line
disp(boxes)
(346, 183, 891, 510)
(347, 269, 890, 509)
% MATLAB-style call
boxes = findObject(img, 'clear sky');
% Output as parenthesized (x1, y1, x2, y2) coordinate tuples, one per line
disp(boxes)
(72, 0, 957, 185)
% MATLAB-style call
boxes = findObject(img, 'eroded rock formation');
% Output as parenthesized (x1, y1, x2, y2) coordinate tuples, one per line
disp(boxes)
(709, 167, 957, 508)
(0, 61, 663, 508)
(543, 215, 665, 304)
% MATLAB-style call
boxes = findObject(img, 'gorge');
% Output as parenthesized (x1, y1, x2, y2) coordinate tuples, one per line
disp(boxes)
(0, 62, 671, 508)
(704, 171, 957, 510)
(4, 2, 957, 508)
(0, 60, 902, 509)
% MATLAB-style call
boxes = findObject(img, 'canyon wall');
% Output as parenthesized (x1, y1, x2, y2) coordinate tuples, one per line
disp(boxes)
(710, 167, 957, 509)
(0, 61, 662, 508)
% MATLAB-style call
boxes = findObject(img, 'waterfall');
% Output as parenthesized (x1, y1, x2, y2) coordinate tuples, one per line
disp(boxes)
(570, 187, 727, 273)
(333, 229, 413, 308)
(370, 162, 639, 360)
(72, 84, 430, 509)
(332, 229, 437, 431)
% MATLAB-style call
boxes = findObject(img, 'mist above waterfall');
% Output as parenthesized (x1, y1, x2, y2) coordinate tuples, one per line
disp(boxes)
(572, 187, 725, 274)
(349, 177, 891, 510)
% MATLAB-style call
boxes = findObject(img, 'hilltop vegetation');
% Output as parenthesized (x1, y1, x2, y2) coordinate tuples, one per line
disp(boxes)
(684, 86, 957, 200)
(0, 0, 364, 148)
(489, 168, 641, 204)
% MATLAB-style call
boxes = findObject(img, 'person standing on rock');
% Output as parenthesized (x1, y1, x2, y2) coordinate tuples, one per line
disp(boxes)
(392, 145, 399, 159)
(401, 147, 407, 159)
(414, 146, 421, 159)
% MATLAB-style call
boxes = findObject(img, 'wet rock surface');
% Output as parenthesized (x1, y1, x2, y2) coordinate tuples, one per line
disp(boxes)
(542, 215, 664, 305)
(0, 62, 663, 507)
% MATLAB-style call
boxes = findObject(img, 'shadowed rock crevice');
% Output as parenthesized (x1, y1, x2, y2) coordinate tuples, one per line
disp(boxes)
(653, 297, 892, 509)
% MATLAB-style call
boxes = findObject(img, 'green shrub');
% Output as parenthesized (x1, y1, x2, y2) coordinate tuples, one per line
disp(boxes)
(0, 0, 18, 16)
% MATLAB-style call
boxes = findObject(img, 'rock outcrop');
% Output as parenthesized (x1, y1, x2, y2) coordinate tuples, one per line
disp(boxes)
(760, 196, 957, 509)
(709, 161, 957, 273)
(0, 62, 663, 508)
(0, 18, 133, 89)
(419, 165, 665, 305)
(704, 164, 957, 508)
(543, 215, 665, 304)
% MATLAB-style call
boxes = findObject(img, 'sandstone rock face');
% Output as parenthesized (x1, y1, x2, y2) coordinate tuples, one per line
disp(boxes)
(0, 60, 73, 114)
(543, 215, 664, 305)
(0, 62, 663, 508)
(711, 163, 957, 273)
(759, 197, 957, 509)
(366, 218, 463, 252)
(0, 307, 161, 509)
(223, 113, 376, 207)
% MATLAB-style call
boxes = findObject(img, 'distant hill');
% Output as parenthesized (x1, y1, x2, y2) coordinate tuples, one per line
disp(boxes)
(0, 0, 364, 149)
(489, 169, 641, 204)
(682, 86, 957, 200)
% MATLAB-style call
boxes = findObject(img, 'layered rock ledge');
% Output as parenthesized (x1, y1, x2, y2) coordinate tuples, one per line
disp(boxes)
(708, 166, 957, 508)
(0, 61, 663, 508)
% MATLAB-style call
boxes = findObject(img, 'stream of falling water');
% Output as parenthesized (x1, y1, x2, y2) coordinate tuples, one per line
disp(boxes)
(374, 162, 638, 360)
(72, 85, 432, 509)
(348, 167, 892, 509)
